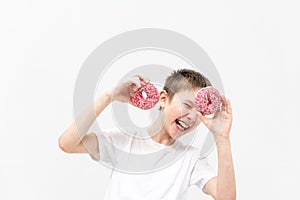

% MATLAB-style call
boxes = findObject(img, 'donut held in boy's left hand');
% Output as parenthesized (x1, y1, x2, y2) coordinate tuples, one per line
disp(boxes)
(129, 80, 159, 110)
(195, 86, 222, 115)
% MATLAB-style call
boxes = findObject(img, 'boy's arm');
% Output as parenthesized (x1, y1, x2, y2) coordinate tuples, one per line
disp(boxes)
(58, 89, 112, 153)
(202, 136, 236, 200)
(199, 96, 236, 200)
(58, 74, 147, 154)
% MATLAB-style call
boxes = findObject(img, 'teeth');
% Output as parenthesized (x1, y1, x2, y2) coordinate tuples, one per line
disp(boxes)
(177, 120, 189, 129)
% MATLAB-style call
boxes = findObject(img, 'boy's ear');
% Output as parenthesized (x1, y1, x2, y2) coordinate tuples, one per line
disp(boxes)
(159, 90, 168, 108)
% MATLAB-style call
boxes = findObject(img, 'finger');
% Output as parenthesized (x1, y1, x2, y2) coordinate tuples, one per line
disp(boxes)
(198, 112, 208, 124)
(219, 95, 225, 111)
(123, 80, 133, 87)
(131, 85, 139, 92)
(133, 74, 150, 83)
(123, 78, 139, 92)
(221, 95, 226, 104)
(128, 99, 135, 106)
(129, 76, 141, 88)
(226, 97, 232, 114)
(213, 109, 223, 118)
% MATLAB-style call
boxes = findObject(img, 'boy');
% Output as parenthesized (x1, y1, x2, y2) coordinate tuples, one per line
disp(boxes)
(58, 69, 236, 200)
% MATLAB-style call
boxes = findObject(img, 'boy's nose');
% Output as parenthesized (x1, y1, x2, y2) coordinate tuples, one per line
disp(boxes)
(186, 110, 197, 122)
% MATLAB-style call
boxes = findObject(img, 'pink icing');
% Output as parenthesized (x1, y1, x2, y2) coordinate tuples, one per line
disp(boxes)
(130, 80, 159, 110)
(195, 86, 222, 115)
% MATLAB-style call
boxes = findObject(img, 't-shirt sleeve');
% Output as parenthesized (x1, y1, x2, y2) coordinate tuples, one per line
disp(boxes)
(88, 127, 129, 166)
(189, 156, 217, 190)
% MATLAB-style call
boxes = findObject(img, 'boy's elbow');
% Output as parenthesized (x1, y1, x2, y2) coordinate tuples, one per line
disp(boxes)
(58, 135, 71, 153)
(215, 193, 236, 200)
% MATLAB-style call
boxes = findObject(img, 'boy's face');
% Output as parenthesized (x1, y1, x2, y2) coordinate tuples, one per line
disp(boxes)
(159, 88, 201, 139)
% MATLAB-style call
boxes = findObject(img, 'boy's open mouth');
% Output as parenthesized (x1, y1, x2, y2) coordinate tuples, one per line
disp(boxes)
(175, 119, 190, 131)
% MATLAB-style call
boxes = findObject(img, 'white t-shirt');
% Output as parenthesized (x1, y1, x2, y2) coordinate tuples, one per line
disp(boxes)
(89, 127, 217, 200)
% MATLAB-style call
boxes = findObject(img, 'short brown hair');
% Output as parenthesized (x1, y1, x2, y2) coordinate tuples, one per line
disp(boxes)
(159, 69, 212, 110)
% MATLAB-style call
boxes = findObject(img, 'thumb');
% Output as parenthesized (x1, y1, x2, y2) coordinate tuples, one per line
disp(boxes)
(198, 112, 208, 125)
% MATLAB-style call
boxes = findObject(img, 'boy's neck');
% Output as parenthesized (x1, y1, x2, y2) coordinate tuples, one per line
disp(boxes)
(146, 113, 176, 146)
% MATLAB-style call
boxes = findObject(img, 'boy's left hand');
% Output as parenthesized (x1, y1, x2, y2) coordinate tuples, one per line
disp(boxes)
(197, 96, 233, 139)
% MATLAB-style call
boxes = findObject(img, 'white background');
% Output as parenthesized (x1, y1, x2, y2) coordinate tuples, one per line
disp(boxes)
(1, 0, 299, 199)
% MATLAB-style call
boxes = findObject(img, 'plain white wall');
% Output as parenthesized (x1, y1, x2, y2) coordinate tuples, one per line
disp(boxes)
(0, 0, 299, 199)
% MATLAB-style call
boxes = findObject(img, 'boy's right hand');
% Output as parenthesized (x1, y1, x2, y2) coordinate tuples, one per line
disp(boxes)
(108, 74, 150, 105)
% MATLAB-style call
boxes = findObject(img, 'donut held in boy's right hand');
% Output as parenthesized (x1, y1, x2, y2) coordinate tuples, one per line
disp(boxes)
(195, 86, 222, 115)
(129, 80, 159, 110)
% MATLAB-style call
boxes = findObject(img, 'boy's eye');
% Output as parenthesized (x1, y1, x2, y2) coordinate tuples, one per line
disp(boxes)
(184, 103, 192, 108)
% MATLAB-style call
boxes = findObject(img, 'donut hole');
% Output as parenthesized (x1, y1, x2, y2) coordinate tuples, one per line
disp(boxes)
(142, 91, 148, 99)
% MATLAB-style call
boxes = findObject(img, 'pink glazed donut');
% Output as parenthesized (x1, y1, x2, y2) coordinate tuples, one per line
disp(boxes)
(130, 80, 159, 110)
(195, 86, 222, 115)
